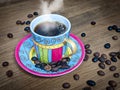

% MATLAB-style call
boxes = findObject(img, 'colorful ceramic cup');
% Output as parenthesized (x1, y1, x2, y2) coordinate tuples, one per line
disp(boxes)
(30, 14, 77, 63)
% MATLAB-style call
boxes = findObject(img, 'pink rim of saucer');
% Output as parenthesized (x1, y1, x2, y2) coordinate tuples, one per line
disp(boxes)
(15, 33, 85, 77)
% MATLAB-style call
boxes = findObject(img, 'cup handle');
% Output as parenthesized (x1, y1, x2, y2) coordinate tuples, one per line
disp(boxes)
(63, 38, 77, 58)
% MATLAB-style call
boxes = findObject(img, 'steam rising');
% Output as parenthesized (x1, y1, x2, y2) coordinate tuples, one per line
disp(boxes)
(40, 0, 64, 14)
(39, 0, 64, 32)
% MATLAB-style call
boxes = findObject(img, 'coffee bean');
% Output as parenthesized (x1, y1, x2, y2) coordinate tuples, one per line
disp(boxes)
(108, 80, 117, 87)
(82, 87, 92, 90)
(85, 44, 90, 49)
(92, 57, 99, 62)
(2, 61, 9, 67)
(51, 66, 61, 72)
(112, 36, 118, 40)
(62, 57, 70, 62)
(113, 73, 119, 78)
(98, 63, 105, 69)
(34, 60, 41, 64)
(40, 63, 47, 69)
(21, 21, 25, 25)
(62, 82, 71, 89)
(111, 57, 117, 62)
(86, 49, 92, 54)
(116, 28, 120, 32)
(86, 80, 96, 86)
(99, 57, 105, 63)
(26, 21, 31, 25)
(106, 86, 115, 90)
(109, 66, 116, 71)
(44, 64, 52, 71)
(81, 33, 86, 37)
(35, 64, 41, 68)
(112, 25, 118, 30)
(97, 70, 105, 76)
(93, 52, 100, 57)
(91, 21, 96, 25)
(117, 54, 120, 59)
(101, 54, 107, 59)
(27, 14, 33, 18)
(73, 74, 80, 80)
(6, 70, 13, 77)
(108, 26, 113, 31)
(16, 20, 22, 25)
(31, 56, 38, 61)
(104, 43, 111, 49)
(84, 54, 89, 61)
(24, 27, 30, 32)
(105, 60, 111, 65)
(7, 33, 13, 38)
(33, 12, 39, 16)
(109, 52, 117, 57)
(60, 65, 70, 69)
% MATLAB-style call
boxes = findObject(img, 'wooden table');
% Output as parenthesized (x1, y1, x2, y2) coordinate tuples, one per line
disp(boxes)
(0, 0, 120, 90)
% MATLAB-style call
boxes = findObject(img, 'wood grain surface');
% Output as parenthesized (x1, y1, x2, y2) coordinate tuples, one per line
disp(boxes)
(0, 0, 120, 90)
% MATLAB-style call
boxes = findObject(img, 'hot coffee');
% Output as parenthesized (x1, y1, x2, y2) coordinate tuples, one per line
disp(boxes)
(34, 21, 66, 36)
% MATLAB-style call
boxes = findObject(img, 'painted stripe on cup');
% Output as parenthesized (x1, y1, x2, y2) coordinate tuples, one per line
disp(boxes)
(35, 45, 40, 60)
(52, 47, 63, 62)
(39, 48, 43, 63)
(43, 48, 48, 63)
(48, 49, 52, 63)
(62, 45, 67, 56)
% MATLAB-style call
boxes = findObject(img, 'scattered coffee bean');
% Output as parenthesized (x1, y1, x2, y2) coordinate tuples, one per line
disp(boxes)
(99, 57, 105, 63)
(26, 21, 31, 25)
(27, 14, 33, 18)
(73, 74, 80, 80)
(85, 44, 90, 49)
(24, 27, 30, 32)
(16, 20, 22, 25)
(112, 25, 118, 30)
(6, 70, 13, 77)
(2, 61, 9, 67)
(108, 26, 113, 31)
(81, 33, 86, 37)
(113, 73, 119, 78)
(101, 54, 107, 59)
(109, 52, 117, 57)
(44, 64, 52, 71)
(111, 57, 117, 62)
(7, 33, 13, 38)
(91, 21, 96, 25)
(98, 63, 105, 69)
(109, 66, 116, 71)
(51, 66, 61, 72)
(112, 36, 118, 40)
(106, 86, 115, 90)
(93, 52, 100, 57)
(82, 87, 92, 90)
(108, 80, 117, 87)
(84, 54, 89, 61)
(117, 54, 120, 59)
(62, 57, 70, 62)
(86, 49, 92, 54)
(116, 28, 120, 32)
(33, 12, 39, 16)
(31, 56, 38, 61)
(86, 80, 96, 86)
(97, 70, 105, 76)
(105, 60, 111, 65)
(21, 21, 25, 25)
(104, 43, 111, 49)
(92, 57, 99, 62)
(62, 82, 71, 89)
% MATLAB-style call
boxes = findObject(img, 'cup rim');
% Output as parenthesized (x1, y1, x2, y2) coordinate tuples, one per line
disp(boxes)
(30, 14, 71, 38)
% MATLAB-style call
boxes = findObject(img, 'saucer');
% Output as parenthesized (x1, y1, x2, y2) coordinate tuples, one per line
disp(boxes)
(15, 33, 85, 77)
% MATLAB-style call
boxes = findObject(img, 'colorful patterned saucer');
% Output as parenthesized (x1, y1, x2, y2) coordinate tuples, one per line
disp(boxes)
(15, 33, 85, 77)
